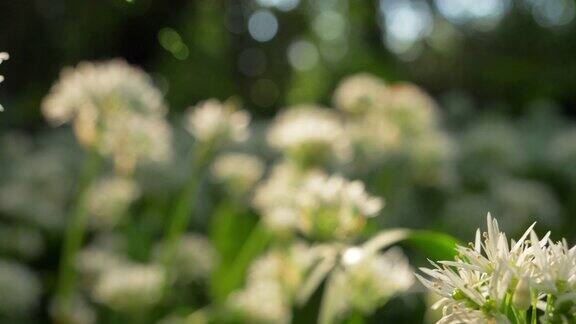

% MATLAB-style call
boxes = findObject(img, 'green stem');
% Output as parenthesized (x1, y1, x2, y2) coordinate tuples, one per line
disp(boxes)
(212, 222, 270, 302)
(531, 292, 538, 324)
(162, 144, 213, 280)
(545, 294, 554, 322)
(55, 146, 102, 305)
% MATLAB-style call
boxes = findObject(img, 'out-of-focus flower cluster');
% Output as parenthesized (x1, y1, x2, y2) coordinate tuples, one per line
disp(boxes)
(418, 213, 576, 323)
(41, 60, 172, 174)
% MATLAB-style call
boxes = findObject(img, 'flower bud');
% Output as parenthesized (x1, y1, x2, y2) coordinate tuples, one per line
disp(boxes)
(513, 277, 531, 311)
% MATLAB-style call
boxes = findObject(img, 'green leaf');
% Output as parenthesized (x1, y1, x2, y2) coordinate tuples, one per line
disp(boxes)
(405, 230, 461, 261)
(210, 221, 271, 302)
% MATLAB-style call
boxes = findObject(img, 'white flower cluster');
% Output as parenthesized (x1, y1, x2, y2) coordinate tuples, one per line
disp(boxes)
(92, 263, 165, 312)
(41, 59, 172, 174)
(253, 165, 383, 241)
(417, 213, 576, 323)
(211, 152, 264, 198)
(333, 74, 455, 185)
(252, 162, 311, 233)
(0, 52, 8, 112)
(153, 234, 217, 283)
(267, 105, 351, 168)
(184, 99, 250, 146)
(295, 173, 383, 241)
(334, 247, 414, 314)
(86, 176, 140, 229)
(228, 243, 316, 323)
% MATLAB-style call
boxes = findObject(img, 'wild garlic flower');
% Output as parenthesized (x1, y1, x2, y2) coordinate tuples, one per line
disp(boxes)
(252, 162, 320, 233)
(383, 83, 440, 134)
(86, 176, 140, 229)
(184, 99, 250, 146)
(267, 105, 351, 168)
(295, 173, 383, 241)
(211, 153, 264, 198)
(417, 213, 576, 323)
(41, 59, 172, 174)
(333, 73, 389, 115)
(153, 234, 217, 283)
(0, 259, 41, 316)
(76, 245, 128, 287)
(338, 247, 414, 314)
(0, 52, 8, 111)
(92, 263, 165, 312)
(228, 243, 316, 324)
(228, 279, 291, 324)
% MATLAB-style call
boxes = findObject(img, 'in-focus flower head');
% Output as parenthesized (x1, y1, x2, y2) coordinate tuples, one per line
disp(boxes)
(267, 105, 351, 168)
(184, 98, 250, 146)
(211, 152, 265, 198)
(295, 173, 383, 241)
(42, 59, 172, 174)
(417, 213, 576, 323)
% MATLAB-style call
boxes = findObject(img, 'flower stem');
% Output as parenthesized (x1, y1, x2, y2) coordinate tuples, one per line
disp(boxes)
(55, 146, 102, 306)
(545, 294, 554, 322)
(162, 143, 213, 281)
(530, 292, 538, 324)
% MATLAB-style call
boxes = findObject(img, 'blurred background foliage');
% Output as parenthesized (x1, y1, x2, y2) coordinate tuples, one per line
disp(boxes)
(2, 0, 576, 124)
(2, 0, 576, 323)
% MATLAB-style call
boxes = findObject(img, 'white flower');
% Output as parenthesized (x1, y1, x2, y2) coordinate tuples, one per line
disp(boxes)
(228, 279, 291, 324)
(228, 243, 316, 324)
(332, 73, 389, 114)
(211, 153, 265, 197)
(267, 105, 351, 167)
(184, 99, 250, 145)
(0, 52, 8, 112)
(92, 263, 165, 312)
(86, 176, 140, 229)
(252, 162, 316, 233)
(153, 234, 217, 283)
(339, 247, 414, 313)
(416, 213, 576, 323)
(295, 173, 383, 241)
(41, 60, 172, 173)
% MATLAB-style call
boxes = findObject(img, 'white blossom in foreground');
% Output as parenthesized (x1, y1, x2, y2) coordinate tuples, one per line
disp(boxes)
(417, 213, 576, 323)
(211, 152, 264, 198)
(0, 52, 8, 112)
(86, 176, 140, 229)
(267, 105, 351, 168)
(184, 99, 250, 145)
(295, 173, 383, 241)
(92, 263, 165, 312)
(41, 59, 172, 174)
